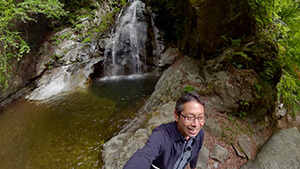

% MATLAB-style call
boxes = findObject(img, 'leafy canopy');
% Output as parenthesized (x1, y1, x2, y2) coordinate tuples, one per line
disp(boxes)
(0, 0, 66, 89)
(248, 0, 300, 115)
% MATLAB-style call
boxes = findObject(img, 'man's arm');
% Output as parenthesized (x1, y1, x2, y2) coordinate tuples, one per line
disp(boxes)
(189, 152, 200, 169)
(123, 130, 165, 169)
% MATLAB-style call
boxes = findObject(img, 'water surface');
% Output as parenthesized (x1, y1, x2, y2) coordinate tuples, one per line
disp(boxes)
(0, 74, 159, 168)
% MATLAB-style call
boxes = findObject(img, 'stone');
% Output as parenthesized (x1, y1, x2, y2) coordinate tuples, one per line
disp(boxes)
(118, 139, 146, 167)
(142, 55, 200, 113)
(197, 145, 209, 169)
(232, 143, 246, 158)
(54, 40, 76, 57)
(241, 127, 300, 169)
(102, 133, 131, 168)
(213, 162, 219, 168)
(204, 107, 217, 116)
(158, 46, 183, 68)
(27, 56, 102, 100)
(254, 134, 265, 149)
(275, 106, 287, 117)
(204, 118, 222, 138)
(210, 144, 228, 163)
(147, 102, 176, 130)
(237, 134, 252, 159)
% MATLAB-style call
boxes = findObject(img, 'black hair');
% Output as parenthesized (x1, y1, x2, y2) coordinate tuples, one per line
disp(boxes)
(175, 91, 205, 114)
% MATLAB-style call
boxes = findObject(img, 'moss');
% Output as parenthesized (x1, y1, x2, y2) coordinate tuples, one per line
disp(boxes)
(81, 37, 91, 44)
(189, 0, 202, 6)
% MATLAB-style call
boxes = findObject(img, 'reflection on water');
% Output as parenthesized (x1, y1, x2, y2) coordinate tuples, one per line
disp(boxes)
(0, 74, 159, 168)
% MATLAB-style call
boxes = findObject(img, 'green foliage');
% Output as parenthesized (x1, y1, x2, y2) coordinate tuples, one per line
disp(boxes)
(74, 23, 86, 32)
(0, 0, 66, 90)
(184, 85, 195, 92)
(254, 82, 263, 94)
(18, 0, 66, 19)
(61, 0, 95, 15)
(71, 0, 122, 43)
(189, 0, 202, 6)
(228, 114, 234, 122)
(120, 0, 126, 5)
(238, 101, 250, 119)
(51, 54, 61, 60)
(259, 60, 280, 81)
(51, 35, 62, 46)
(275, 2, 300, 116)
(235, 52, 252, 61)
(239, 111, 247, 119)
(81, 37, 91, 44)
(231, 51, 252, 69)
(233, 62, 244, 69)
(247, 0, 300, 115)
(230, 38, 242, 48)
(277, 70, 300, 116)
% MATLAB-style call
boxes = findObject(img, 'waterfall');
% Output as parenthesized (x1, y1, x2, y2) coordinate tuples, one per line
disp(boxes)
(104, 0, 148, 77)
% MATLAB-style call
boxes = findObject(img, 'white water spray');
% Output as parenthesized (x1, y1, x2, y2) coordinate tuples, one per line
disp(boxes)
(104, 0, 148, 76)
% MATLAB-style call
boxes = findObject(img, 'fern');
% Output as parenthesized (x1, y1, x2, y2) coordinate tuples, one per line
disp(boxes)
(277, 70, 300, 116)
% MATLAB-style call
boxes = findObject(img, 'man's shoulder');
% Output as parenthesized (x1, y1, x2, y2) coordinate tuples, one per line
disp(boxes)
(153, 121, 176, 132)
(151, 122, 177, 141)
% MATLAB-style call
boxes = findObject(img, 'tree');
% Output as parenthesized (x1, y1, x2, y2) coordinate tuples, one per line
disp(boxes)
(275, 1, 300, 116)
(0, 0, 66, 90)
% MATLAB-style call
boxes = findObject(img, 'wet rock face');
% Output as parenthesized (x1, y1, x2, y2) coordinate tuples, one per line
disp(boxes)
(148, 0, 254, 57)
(24, 27, 104, 101)
(182, 0, 253, 55)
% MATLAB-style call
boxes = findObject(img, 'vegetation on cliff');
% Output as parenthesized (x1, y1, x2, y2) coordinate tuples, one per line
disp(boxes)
(248, 0, 300, 116)
(0, 0, 125, 93)
(0, 0, 66, 89)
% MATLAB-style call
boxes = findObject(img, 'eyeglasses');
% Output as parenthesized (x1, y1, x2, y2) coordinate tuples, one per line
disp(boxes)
(179, 113, 207, 122)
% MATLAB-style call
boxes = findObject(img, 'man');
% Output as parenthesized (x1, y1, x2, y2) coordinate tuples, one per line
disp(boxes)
(123, 91, 206, 169)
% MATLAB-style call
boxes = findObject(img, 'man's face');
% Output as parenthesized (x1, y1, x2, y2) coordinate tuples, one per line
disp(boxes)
(174, 100, 205, 140)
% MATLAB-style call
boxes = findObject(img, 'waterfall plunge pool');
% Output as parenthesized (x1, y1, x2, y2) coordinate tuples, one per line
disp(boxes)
(0, 74, 159, 168)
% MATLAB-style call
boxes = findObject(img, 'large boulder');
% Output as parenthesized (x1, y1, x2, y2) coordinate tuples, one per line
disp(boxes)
(202, 47, 278, 123)
(26, 30, 103, 100)
(142, 54, 205, 114)
(241, 127, 300, 169)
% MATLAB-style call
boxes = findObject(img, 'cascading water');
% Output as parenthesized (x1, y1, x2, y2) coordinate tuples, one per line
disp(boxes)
(104, 0, 149, 76)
